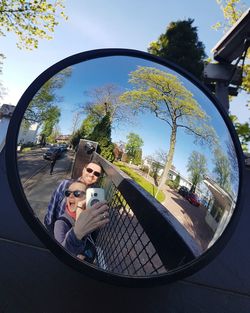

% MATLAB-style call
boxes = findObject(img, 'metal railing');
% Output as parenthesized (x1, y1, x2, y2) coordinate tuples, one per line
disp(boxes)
(73, 140, 201, 276)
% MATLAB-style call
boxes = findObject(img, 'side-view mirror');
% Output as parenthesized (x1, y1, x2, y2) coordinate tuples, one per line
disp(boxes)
(5, 48, 244, 286)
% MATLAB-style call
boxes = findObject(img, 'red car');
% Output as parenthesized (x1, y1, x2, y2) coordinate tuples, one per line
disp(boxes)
(186, 193, 200, 207)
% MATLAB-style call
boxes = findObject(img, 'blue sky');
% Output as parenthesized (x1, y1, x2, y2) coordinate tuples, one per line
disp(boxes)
(0, 0, 243, 193)
(36, 54, 236, 189)
(1, 0, 249, 125)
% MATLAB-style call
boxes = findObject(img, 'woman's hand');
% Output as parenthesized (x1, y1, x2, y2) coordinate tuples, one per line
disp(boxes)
(76, 199, 86, 220)
(73, 201, 109, 240)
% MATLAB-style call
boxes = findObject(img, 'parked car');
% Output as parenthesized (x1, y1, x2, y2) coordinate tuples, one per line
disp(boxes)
(43, 147, 62, 160)
(186, 193, 201, 207)
(59, 144, 68, 152)
(178, 186, 189, 198)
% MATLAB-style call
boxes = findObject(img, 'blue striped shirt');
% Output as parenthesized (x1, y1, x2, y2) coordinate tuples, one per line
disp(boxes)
(44, 179, 73, 233)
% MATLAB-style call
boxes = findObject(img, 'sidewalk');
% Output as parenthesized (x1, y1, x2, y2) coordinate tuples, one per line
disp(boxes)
(120, 162, 214, 251)
(162, 186, 214, 251)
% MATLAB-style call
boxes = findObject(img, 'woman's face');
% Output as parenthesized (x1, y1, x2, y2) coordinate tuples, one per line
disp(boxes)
(66, 182, 86, 212)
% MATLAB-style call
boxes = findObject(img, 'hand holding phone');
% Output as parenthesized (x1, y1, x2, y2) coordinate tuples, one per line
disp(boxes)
(86, 188, 105, 209)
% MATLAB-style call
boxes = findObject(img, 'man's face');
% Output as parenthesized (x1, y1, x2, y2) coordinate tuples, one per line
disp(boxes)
(81, 162, 102, 186)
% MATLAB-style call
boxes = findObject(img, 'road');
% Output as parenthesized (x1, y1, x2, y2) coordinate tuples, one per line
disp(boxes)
(17, 148, 49, 184)
(17, 152, 214, 253)
(18, 148, 74, 222)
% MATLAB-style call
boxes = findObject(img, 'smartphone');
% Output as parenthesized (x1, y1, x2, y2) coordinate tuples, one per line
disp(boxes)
(86, 188, 105, 209)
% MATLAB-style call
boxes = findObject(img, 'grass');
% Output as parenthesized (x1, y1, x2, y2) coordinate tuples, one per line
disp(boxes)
(21, 147, 32, 153)
(114, 162, 165, 203)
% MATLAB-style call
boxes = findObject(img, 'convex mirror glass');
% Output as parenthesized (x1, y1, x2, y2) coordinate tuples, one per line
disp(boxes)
(7, 49, 242, 285)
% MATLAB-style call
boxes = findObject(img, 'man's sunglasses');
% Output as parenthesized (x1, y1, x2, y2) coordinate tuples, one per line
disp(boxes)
(65, 190, 86, 198)
(86, 167, 101, 177)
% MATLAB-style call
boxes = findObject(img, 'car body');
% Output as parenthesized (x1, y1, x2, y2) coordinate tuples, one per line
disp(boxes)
(43, 147, 62, 160)
(186, 193, 200, 207)
(178, 186, 189, 198)
(59, 144, 68, 152)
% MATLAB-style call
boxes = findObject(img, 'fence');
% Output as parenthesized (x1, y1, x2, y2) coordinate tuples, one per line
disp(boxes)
(72, 140, 201, 276)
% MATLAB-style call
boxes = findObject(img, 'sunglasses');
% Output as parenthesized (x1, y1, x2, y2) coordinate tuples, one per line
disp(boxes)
(65, 190, 86, 198)
(86, 167, 101, 177)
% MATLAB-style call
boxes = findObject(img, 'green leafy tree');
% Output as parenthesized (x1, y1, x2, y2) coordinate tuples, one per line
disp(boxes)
(46, 124, 61, 143)
(121, 66, 218, 197)
(0, 1, 67, 100)
(81, 114, 99, 137)
(70, 114, 98, 149)
(187, 151, 207, 193)
(23, 67, 71, 144)
(88, 112, 115, 162)
(125, 132, 144, 164)
(213, 148, 232, 193)
(70, 129, 83, 150)
(39, 106, 60, 145)
(24, 67, 71, 125)
(174, 174, 180, 189)
(230, 114, 250, 152)
(0, 0, 67, 50)
(148, 18, 207, 79)
(213, 0, 247, 31)
(133, 148, 142, 166)
(214, 1, 250, 150)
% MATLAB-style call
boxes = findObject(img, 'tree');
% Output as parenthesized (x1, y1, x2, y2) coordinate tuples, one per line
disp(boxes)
(174, 174, 180, 189)
(121, 66, 218, 197)
(125, 133, 144, 164)
(39, 106, 60, 145)
(22, 67, 71, 145)
(213, 0, 247, 31)
(88, 112, 115, 162)
(148, 18, 207, 79)
(187, 151, 207, 193)
(226, 137, 239, 185)
(70, 114, 98, 149)
(230, 114, 250, 152)
(46, 124, 61, 143)
(0, 53, 6, 98)
(213, 148, 232, 193)
(0, 0, 67, 50)
(71, 111, 83, 135)
(214, 0, 250, 150)
(133, 148, 143, 166)
(24, 67, 71, 125)
(154, 148, 167, 164)
(81, 84, 134, 126)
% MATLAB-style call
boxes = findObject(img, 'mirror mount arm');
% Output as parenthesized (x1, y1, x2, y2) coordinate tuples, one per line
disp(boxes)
(71, 139, 99, 179)
(215, 81, 230, 112)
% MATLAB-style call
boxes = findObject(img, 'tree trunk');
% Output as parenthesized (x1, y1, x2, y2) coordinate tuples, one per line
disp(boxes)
(190, 184, 196, 193)
(155, 125, 177, 198)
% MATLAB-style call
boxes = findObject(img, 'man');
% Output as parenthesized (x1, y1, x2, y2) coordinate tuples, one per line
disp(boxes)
(44, 161, 102, 234)
(49, 155, 57, 175)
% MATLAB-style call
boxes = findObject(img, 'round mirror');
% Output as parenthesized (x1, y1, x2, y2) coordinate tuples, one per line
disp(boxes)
(5, 49, 243, 285)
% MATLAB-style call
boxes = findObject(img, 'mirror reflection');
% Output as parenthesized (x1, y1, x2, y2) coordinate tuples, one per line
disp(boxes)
(17, 55, 239, 276)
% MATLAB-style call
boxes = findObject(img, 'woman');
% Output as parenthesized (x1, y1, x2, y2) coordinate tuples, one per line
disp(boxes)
(54, 180, 109, 262)
(44, 161, 103, 234)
